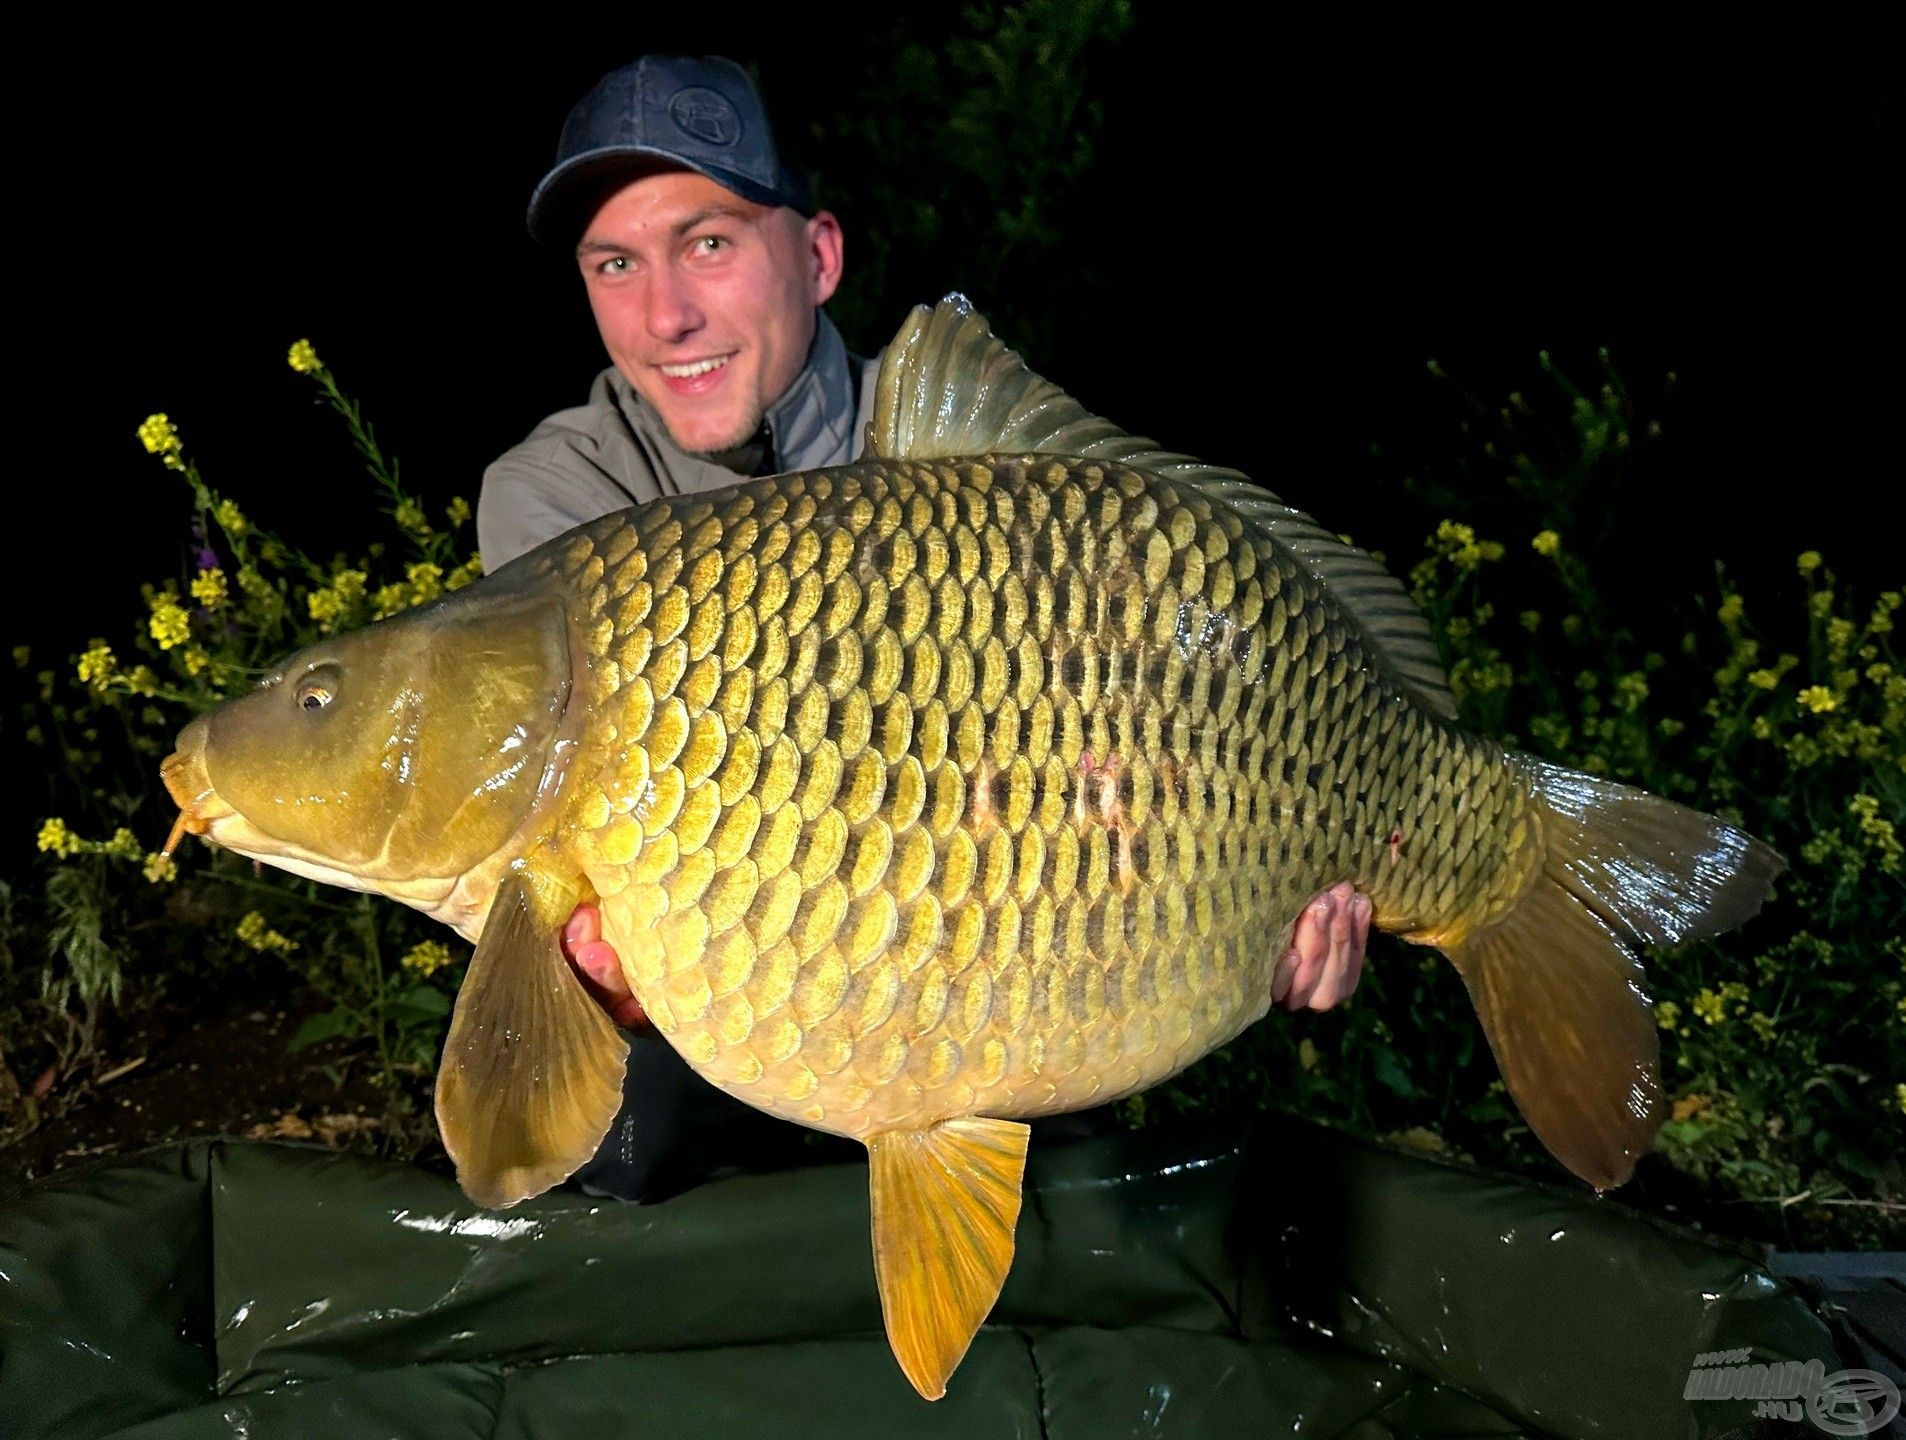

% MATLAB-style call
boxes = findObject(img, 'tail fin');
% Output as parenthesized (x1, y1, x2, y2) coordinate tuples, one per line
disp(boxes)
(1444, 760, 1784, 1190)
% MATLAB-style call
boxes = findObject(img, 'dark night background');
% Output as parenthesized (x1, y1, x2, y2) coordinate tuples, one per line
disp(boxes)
(8, 16, 1899, 648)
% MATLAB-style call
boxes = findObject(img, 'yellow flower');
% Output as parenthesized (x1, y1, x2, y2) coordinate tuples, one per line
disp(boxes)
(11, 645, 28, 667)
(1797, 685, 1837, 714)
(124, 665, 159, 697)
(400, 940, 455, 977)
(234, 911, 297, 955)
(1532, 530, 1560, 557)
(1298, 1038, 1320, 1071)
(307, 588, 345, 629)
(1520, 610, 1541, 633)
(1655, 1000, 1681, 1032)
(445, 496, 472, 527)
(1716, 593, 1744, 625)
(104, 827, 142, 861)
(1809, 591, 1833, 619)
(446, 555, 485, 592)
(1433, 520, 1483, 570)
(1478, 540, 1504, 562)
(181, 646, 210, 677)
(142, 851, 178, 884)
(1671, 1094, 1710, 1122)
(407, 562, 443, 605)
(1747, 669, 1778, 690)
(1827, 617, 1855, 659)
(1796, 550, 1822, 574)
(137, 413, 183, 457)
(190, 568, 228, 610)
(36, 817, 80, 858)
(148, 600, 191, 650)
(371, 582, 410, 619)
(212, 498, 248, 537)
(1692, 989, 1725, 1025)
(1897, 1082, 1906, 1118)
(236, 567, 273, 602)
(394, 498, 430, 535)
(287, 338, 322, 374)
(76, 639, 116, 688)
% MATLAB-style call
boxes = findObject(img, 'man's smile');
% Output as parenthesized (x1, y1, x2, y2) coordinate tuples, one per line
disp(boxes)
(656, 353, 736, 393)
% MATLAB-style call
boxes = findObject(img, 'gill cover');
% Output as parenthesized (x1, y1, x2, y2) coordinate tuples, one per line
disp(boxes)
(183, 584, 574, 886)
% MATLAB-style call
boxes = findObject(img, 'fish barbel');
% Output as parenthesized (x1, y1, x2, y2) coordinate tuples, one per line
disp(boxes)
(161, 297, 1781, 1399)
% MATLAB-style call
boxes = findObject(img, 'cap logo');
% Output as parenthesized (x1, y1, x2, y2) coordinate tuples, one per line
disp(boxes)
(669, 88, 741, 147)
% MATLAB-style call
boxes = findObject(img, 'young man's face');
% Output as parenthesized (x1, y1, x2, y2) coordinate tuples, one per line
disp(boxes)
(576, 170, 844, 457)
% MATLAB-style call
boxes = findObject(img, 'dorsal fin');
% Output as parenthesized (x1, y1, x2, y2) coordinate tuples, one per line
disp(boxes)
(868, 295, 1458, 720)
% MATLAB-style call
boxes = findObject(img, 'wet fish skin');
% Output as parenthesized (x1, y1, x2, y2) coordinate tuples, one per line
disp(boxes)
(162, 296, 1781, 1400)
(543, 452, 1533, 1141)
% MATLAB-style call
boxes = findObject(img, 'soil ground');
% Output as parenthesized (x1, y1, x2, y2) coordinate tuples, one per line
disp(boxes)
(1, 971, 440, 1202)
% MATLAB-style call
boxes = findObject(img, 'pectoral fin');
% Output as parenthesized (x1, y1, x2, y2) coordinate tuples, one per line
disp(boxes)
(435, 872, 629, 1210)
(867, 1115, 1030, 1401)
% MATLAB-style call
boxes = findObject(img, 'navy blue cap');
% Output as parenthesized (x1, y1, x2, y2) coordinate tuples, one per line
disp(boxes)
(527, 56, 813, 247)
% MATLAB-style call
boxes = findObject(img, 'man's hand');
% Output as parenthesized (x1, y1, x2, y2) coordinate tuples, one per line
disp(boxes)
(561, 905, 648, 1029)
(1272, 882, 1370, 1012)
(561, 880, 1370, 1030)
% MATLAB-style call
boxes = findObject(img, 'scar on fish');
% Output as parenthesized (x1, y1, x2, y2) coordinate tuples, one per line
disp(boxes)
(1074, 750, 1141, 894)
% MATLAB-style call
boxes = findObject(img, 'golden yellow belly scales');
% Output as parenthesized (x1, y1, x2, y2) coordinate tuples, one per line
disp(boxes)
(556, 452, 1532, 1141)
(160, 297, 1780, 1403)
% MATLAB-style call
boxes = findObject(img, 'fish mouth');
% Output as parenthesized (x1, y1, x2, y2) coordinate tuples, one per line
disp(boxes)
(159, 715, 234, 855)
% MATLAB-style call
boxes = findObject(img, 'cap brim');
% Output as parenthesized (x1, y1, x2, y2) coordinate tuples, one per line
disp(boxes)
(526, 148, 808, 247)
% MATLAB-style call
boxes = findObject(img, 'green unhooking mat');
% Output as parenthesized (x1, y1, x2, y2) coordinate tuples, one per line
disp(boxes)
(0, 1117, 1844, 1438)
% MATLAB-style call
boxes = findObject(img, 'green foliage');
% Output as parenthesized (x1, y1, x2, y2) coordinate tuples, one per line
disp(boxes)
(12, 342, 480, 1115)
(6, 24, 1897, 1249)
(1131, 357, 1905, 1248)
(812, 0, 1134, 361)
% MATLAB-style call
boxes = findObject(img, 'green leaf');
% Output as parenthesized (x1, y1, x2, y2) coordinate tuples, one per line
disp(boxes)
(388, 985, 450, 1022)
(1371, 1047, 1421, 1100)
(287, 1006, 353, 1052)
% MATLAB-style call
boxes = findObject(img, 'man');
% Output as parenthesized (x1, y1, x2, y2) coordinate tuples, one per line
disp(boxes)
(479, 55, 1371, 1199)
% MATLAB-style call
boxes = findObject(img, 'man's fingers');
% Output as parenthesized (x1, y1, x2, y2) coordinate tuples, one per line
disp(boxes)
(1308, 893, 1357, 1010)
(1277, 887, 1374, 1013)
(1280, 894, 1334, 1010)
(562, 903, 603, 955)
(572, 938, 623, 992)
(572, 940, 648, 1028)
(560, 903, 648, 1028)
(1345, 893, 1371, 1001)
(1306, 891, 1373, 1011)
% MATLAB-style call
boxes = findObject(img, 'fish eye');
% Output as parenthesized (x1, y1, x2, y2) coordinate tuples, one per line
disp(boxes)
(296, 679, 334, 712)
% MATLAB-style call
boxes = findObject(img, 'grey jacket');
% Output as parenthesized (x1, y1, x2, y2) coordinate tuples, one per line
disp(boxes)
(478, 313, 880, 573)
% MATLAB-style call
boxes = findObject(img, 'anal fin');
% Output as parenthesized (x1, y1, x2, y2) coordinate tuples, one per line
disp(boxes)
(867, 1115, 1030, 1401)
(435, 872, 629, 1209)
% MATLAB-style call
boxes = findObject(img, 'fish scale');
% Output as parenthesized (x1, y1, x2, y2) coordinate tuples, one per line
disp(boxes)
(559, 453, 1533, 1139)
(162, 297, 1782, 1400)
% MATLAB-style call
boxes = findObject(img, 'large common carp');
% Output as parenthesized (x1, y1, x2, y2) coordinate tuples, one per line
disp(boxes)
(162, 297, 1781, 1399)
